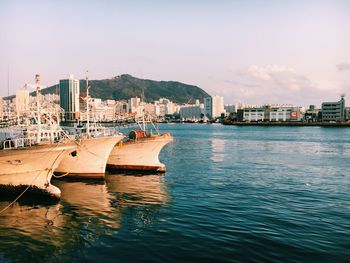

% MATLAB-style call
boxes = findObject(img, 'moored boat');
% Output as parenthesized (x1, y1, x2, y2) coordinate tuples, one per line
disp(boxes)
(55, 134, 124, 179)
(55, 73, 125, 179)
(0, 138, 76, 199)
(107, 130, 173, 172)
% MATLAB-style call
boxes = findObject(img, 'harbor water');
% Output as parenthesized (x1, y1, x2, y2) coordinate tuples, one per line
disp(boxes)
(0, 124, 350, 262)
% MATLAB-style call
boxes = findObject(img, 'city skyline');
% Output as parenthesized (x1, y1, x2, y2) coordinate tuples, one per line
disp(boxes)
(1, 0, 349, 106)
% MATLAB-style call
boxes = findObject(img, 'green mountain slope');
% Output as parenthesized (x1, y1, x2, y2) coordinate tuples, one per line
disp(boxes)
(41, 74, 210, 103)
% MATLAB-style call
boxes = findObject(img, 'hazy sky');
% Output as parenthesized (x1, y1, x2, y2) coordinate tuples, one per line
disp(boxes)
(1, 0, 349, 106)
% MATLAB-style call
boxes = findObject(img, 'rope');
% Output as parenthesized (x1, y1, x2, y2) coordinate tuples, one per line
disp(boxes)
(0, 170, 42, 215)
(52, 172, 70, 178)
(0, 147, 68, 215)
(48, 149, 69, 179)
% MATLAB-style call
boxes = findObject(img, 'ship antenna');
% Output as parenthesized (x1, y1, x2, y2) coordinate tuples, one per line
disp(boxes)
(7, 66, 10, 120)
(141, 89, 146, 131)
(86, 70, 90, 137)
(35, 74, 42, 143)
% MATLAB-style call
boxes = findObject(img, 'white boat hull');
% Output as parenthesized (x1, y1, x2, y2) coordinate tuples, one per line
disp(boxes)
(107, 134, 173, 172)
(55, 135, 124, 179)
(0, 144, 76, 199)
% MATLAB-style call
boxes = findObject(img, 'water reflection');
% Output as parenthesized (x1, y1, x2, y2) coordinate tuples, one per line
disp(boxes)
(210, 138, 225, 162)
(0, 173, 169, 262)
(106, 173, 169, 206)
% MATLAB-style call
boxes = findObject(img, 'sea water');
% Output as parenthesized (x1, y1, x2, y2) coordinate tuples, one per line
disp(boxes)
(0, 124, 349, 262)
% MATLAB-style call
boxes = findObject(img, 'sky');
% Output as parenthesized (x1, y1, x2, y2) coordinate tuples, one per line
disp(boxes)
(0, 0, 349, 106)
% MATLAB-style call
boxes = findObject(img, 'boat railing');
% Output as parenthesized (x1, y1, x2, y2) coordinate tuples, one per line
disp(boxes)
(0, 137, 36, 150)
(0, 118, 18, 128)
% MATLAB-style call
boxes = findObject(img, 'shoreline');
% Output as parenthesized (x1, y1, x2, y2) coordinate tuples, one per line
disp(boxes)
(221, 121, 350, 127)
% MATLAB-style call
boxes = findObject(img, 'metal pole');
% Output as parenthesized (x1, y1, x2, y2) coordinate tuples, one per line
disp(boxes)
(86, 71, 90, 137)
(35, 74, 41, 143)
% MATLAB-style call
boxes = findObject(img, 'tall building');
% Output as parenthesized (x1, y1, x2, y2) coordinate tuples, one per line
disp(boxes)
(204, 95, 225, 119)
(59, 74, 80, 121)
(321, 95, 345, 122)
(15, 89, 30, 115)
(204, 97, 212, 118)
(128, 97, 141, 115)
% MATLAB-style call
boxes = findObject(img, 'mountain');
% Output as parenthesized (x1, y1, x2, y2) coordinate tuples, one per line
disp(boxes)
(41, 74, 210, 103)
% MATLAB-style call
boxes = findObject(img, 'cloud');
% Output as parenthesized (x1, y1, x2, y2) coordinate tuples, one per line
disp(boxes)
(337, 62, 350, 71)
(243, 65, 313, 92)
(220, 65, 334, 106)
(246, 65, 297, 81)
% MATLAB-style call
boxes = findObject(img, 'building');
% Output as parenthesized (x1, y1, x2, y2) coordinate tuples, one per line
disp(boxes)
(345, 107, 350, 121)
(321, 95, 345, 122)
(204, 95, 225, 119)
(91, 99, 115, 121)
(224, 104, 237, 114)
(59, 74, 80, 121)
(243, 107, 267, 122)
(179, 104, 203, 120)
(0, 97, 3, 119)
(143, 103, 155, 116)
(115, 100, 128, 119)
(304, 105, 320, 122)
(269, 106, 305, 122)
(128, 97, 141, 114)
(152, 98, 176, 117)
(15, 89, 30, 115)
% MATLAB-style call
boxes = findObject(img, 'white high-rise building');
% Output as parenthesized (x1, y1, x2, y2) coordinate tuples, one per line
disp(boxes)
(15, 89, 30, 115)
(128, 97, 141, 116)
(204, 95, 225, 119)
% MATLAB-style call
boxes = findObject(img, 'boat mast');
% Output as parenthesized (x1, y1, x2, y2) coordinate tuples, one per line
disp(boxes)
(86, 71, 90, 137)
(35, 74, 41, 143)
(141, 91, 146, 131)
(7, 67, 10, 120)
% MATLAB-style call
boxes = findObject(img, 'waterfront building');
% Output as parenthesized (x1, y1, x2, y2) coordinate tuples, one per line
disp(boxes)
(204, 95, 225, 119)
(59, 74, 80, 121)
(345, 107, 350, 121)
(224, 104, 238, 113)
(321, 95, 345, 122)
(179, 104, 203, 120)
(304, 105, 320, 122)
(243, 107, 267, 122)
(269, 106, 305, 122)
